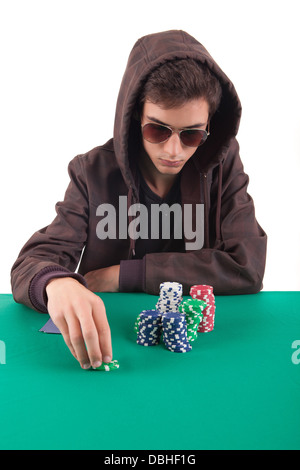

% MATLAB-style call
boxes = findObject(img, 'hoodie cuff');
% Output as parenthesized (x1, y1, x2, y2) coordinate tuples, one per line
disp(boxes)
(29, 266, 87, 313)
(119, 259, 145, 292)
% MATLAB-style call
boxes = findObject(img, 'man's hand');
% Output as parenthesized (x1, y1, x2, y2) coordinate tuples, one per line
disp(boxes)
(84, 265, 120, 292)
(46, 277, 112, 370)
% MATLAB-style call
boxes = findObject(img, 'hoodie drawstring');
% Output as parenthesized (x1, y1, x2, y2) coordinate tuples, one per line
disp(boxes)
(203, 173, 209, 248)
(202, 161, 223, 248)
(127, 185, 136, 258)
(215, 162, 223, 243)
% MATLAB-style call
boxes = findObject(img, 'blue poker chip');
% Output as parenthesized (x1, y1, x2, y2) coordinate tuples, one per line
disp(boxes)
(161, 311, 192, 352)
(136, 309, 163, 346)
(136, 286, 193, 353)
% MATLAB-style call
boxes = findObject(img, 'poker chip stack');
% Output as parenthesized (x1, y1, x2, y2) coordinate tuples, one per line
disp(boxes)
(156, 282, 183, 314)
(136, 310, 162, 346)
(178, 298, 207, 342)
(189, 285, 216, 332)
(134, 281, 215, 353)
(161, 312, 192, 353)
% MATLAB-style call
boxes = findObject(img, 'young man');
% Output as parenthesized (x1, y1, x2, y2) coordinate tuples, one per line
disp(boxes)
(11, 30, 267, 370)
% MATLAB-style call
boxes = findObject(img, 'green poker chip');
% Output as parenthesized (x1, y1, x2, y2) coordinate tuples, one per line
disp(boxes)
(179, 298, 207, 313)
(95, 360, 120, 371)
(179, 299, 206, 343)
(134, 312, 142, 334)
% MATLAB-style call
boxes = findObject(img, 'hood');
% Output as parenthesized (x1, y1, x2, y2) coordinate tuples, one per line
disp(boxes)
(113, 30, 242, 194)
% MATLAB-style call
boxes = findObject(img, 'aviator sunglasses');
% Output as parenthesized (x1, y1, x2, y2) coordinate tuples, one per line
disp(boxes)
(141, 121, 210, 148)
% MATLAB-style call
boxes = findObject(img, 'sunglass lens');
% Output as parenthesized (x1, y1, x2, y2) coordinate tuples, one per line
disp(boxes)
(180, 129, 207, 147)
(143, 123, 172, 143)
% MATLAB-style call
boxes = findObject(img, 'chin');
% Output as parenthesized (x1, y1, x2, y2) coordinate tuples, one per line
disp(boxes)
(164, 168, 182, 175)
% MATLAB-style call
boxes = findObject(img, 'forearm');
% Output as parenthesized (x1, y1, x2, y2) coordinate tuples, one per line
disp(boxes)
(143, 232, 267, 296)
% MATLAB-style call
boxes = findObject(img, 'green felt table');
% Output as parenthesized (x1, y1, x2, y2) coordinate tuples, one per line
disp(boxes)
(0, 292, 299, 450)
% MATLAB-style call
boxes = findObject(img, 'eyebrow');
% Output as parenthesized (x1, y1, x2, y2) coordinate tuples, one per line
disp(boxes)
(146, 115, 206, 129)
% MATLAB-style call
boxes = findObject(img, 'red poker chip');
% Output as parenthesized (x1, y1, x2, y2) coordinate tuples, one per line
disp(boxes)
(190, 291, 214, 297)
(203, 304, 215, 311)
(190, 291, 214, 298)
(198, 326, 214, 333)
(198, 305, 215, 333)
(198, 316, 215, 332)
(191, 293, 215, 304)
(199, 293, 215, 300)
(190, 289, 214, 295)
(190, 284, 213, 292)
(190, 290, 213, 297)
(189, 284, 215, 333)
(190, 284, 213, 289)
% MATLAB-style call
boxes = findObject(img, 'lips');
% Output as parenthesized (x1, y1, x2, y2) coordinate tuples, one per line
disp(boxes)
(159, 159, 183, 167)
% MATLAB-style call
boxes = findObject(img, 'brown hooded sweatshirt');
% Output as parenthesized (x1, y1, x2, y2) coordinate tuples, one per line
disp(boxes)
(11, 30, 267, 313)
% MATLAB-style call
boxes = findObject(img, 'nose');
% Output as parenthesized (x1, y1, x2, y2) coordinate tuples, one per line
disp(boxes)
(162, 132, 183, 157)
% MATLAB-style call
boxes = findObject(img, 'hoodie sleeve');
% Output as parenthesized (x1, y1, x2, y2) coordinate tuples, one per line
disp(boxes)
(10, 155, 89, 312)
(143, 140, 267, 296)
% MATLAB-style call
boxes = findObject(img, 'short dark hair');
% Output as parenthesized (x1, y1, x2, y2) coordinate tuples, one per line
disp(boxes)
(139, 59, 222, 118)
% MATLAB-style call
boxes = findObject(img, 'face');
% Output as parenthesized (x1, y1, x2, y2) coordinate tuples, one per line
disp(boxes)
(140, 98, 210, 177)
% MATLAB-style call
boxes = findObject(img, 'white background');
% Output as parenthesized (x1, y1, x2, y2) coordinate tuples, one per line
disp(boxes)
(1, 0, 299, 293)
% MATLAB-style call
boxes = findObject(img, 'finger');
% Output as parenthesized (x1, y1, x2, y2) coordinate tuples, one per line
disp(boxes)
(92, 297, 113, 363)
(66, 314, 91, 369)
(79, 310, 104, 369)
